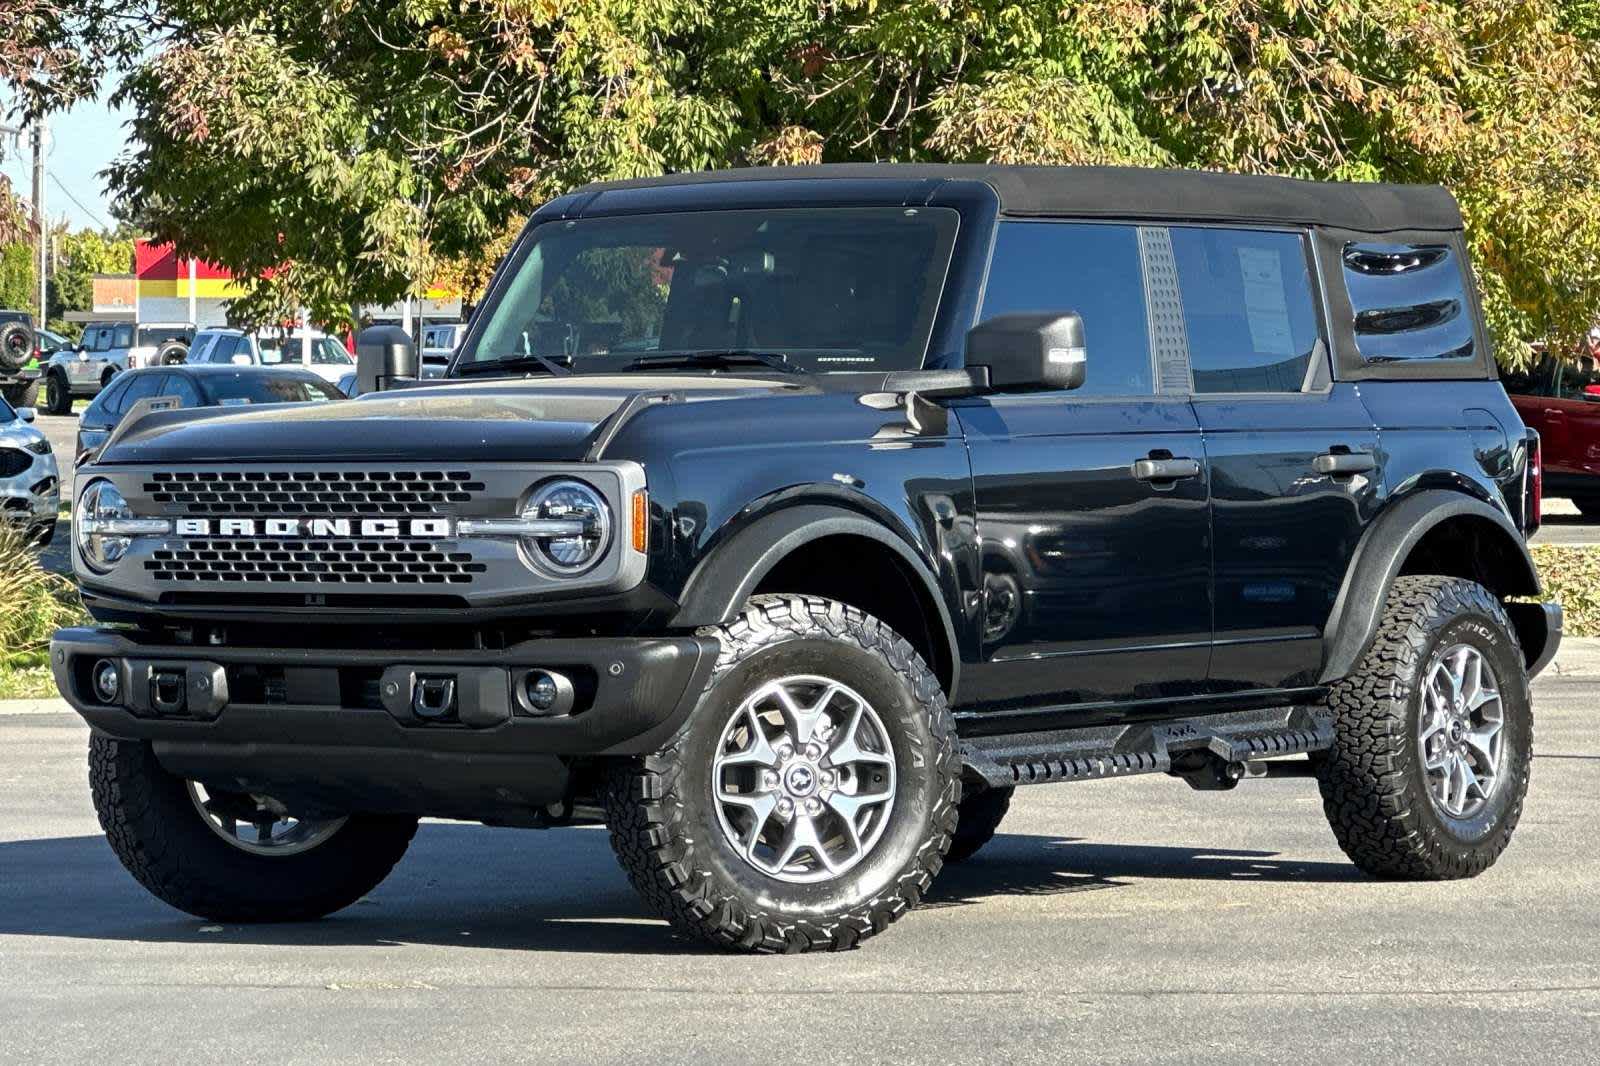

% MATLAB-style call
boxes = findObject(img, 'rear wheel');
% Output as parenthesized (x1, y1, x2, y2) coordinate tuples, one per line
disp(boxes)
(945, 786, 1014, 863)
(89, 735, 418, 921)
(604, 594, 959, 952)
(1317, 575, 1531, 880)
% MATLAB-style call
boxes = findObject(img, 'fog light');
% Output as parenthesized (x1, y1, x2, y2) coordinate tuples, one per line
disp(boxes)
(526, 672, 559, 711)
(92, 659, 121, 704)
(517, 669, 574, 718)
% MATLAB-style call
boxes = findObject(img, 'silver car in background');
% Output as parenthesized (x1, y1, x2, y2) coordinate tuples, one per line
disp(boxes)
(0, 396, 60, 546)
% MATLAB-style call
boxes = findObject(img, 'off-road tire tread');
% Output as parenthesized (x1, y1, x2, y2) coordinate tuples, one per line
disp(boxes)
(944, 786, 1013, 863)
(89, 734, 418, 922)
(1316, 575, 1528, 881)
(603, 593, 960, 953)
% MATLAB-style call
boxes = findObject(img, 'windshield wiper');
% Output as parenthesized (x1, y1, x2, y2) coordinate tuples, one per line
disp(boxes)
(455, 353, 573, 377)
(623, 349, 799, 374)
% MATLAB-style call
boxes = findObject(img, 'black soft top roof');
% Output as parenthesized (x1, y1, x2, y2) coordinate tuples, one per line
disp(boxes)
(576, 164, 1461, 233)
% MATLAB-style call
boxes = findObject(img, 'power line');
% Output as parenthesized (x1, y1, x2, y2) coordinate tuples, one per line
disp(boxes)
(49, 171, 110, 230)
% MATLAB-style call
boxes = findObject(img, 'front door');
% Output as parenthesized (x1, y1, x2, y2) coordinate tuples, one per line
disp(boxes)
(954, 220, 1213, 710)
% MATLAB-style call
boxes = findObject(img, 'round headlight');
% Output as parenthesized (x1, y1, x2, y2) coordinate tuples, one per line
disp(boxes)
(76, 479, 135, 571)
(523, 479, 610, 573)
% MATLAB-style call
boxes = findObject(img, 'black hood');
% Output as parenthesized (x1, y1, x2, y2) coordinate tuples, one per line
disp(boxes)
(96, 376, 806, 465)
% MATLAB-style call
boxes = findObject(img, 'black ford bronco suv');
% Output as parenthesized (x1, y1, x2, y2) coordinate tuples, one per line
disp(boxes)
(54, 165, 1560, 953)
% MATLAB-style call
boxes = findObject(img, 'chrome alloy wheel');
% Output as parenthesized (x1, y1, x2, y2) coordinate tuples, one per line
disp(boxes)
(186, 781, 348, 857)
(712, 676, 897, 884)
(1418, 643, 1505, 819)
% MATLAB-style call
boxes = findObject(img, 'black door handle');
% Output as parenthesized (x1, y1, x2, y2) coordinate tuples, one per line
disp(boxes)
(1313, 450, 1377, 476)
(1131, 457, 1202, 482)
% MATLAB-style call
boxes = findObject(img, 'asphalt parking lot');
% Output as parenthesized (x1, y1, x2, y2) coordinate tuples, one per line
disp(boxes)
(2, 654, 1597, 1065)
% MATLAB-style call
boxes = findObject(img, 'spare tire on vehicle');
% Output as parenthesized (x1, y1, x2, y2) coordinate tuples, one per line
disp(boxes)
(156, 340, 190, 366)
(0, 321, 32, 372)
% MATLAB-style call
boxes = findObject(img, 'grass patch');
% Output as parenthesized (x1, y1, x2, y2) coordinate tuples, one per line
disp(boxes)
(1531, 544, 1600, 638)
(0, 525, 90, 699)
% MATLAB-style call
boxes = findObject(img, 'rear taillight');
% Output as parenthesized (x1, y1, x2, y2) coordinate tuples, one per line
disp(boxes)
(1526, 432, 1543, 534)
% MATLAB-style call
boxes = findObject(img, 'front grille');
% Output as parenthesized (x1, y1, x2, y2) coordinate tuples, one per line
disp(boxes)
(144, 539, 489, 584)
(143, 469, 487, 516)
(0, 448, 31, 477)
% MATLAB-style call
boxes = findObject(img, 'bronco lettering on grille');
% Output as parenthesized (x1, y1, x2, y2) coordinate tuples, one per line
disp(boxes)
(173, 517, 455, 538)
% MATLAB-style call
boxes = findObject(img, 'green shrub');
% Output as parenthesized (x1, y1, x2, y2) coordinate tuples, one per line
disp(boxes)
(0, 525, 88, 698)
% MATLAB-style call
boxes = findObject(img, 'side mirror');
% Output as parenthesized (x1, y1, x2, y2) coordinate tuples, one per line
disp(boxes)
(230, 353, 252, 366)
(17, 406, 35, 423)
(356, 325, 418, 394)
(964, 312, 1086, 393)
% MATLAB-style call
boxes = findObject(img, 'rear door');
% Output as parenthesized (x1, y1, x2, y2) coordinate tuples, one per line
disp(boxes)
(1172, 226, 1379, 693)
(955, 221, 1213, 710)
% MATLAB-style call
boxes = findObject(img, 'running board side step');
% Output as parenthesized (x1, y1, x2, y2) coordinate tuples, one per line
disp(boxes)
(959, 704, 1335, 790)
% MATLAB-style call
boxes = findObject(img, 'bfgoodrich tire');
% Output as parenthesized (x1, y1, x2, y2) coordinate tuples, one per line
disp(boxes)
(89, 735, 418, 922)
(603, 594, 960, 953)
(1317, 575, 1531, 880)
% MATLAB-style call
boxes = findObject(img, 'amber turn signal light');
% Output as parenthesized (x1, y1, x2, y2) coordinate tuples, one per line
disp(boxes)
(631, 489, 649, 553)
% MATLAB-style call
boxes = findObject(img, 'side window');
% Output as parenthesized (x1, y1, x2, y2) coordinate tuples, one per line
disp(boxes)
(88, 327, 112, 352)
(1555, 356, 1600, 401)
(1170, 227, 1322, 393)
(1500, 354, 1555, 397)
(94, 377, 132, 417)
(161, 374, 204, 407)
(1341, 242, 1475, 363)
(112, 323, 134, 348)
(188, 335, 212, 363)
(211, 335, 241, 363)
(979, 222, 1153, 396)
(116, 373, 165, 410)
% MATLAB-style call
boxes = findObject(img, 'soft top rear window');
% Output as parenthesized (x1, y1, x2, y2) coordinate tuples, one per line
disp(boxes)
(1342, 242, 1475, 364)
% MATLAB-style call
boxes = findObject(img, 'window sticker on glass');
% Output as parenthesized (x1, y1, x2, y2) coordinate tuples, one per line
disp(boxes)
(218, 398, 254, 406)
(1237, 246, 1293, 356)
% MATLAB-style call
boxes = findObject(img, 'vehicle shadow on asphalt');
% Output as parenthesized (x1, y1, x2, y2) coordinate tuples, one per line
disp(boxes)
(0, 823, 1362, 953)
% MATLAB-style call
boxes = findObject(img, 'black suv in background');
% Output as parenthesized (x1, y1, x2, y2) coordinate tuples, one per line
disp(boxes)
(54, 165, 1557, 953)
(0, 309, 39, 409)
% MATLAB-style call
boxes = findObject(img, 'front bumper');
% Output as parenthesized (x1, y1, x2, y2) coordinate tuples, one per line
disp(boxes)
(51, 626, 718, 821)
(1, 450, 59, 531)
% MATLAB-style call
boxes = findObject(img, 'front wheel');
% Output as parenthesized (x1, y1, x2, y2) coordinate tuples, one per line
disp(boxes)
(1317, 575, 1531, 880)
(604, 595, 959, 952)
(89, 735, 418, 921)
(42, 372, 71, 416)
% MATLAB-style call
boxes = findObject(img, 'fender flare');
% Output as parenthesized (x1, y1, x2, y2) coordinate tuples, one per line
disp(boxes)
(1319, 489, 1541, 684)
(670, 503, 962, 694)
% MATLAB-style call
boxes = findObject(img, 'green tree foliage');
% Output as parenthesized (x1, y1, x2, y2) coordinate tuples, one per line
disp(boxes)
(0, 241, 36, 313)
(5, 1, 1600, 361)
(47, 227, 135, 321)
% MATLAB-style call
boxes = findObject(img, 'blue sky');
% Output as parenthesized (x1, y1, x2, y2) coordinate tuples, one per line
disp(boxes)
(0, 90, 134, 232)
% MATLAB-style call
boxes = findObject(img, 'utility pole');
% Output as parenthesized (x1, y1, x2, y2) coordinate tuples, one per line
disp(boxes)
(31, 119, 46, 325)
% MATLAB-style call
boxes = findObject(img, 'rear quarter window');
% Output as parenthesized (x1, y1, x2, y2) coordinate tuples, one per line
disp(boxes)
(1342, 242, 1476, 364)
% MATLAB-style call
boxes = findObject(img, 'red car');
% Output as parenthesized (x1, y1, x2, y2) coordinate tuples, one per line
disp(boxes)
(1505, 350, 1600, 516)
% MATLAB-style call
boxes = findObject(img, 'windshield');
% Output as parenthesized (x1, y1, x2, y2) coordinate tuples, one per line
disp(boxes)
(467, 207, 959, 374)
(0, 395, 14, 422)
(202, 373, 344, 406)
(259, 335, 354, 366)
(137, 326, 193, 346)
